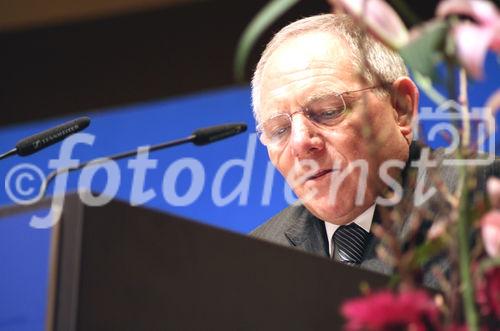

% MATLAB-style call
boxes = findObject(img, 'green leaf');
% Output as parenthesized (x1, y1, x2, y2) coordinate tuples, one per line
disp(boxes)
(478, 257, 500, 275)
(399, 20, 448, 80)
(233, 0, 301, 82)
(410, 237, 448, 268)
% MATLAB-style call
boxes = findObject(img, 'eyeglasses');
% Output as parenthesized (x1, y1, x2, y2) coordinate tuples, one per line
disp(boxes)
(256, 86, 382, 147)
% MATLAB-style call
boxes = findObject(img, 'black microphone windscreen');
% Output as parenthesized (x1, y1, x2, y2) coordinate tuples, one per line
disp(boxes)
(192, 123, 247, 146)
(15, 117, 91, 156)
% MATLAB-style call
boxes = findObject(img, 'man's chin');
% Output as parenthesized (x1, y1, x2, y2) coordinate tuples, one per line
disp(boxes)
(302, 200, 357, 224)
(300, 188, 377, 223)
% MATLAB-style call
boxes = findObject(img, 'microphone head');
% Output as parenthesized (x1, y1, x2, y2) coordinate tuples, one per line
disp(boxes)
(192, 123, 247, 146)
(16, 117, 91, 156)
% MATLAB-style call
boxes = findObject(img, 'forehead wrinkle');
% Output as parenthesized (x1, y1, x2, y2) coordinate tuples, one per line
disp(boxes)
(303, 86, 343, 106)
(264, 68, 341, 88)
(263, 73, 348, 105)
(263, 59, 342, 77)
(264, 71, 340, 96)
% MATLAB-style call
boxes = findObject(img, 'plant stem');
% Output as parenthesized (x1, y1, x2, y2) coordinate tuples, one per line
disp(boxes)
(458, 69, 470, 148)
(448, 60, 478, 330)
(457, 166, 479, 330)
(456, 64, 477, 330)
(413, 72, 447, 106)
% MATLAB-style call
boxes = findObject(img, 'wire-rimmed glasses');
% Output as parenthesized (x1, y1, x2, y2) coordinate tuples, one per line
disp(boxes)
(256, 86, 382, 147)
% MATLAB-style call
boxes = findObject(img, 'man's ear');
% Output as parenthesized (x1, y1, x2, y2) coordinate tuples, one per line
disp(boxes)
(390, 77, 419, 144)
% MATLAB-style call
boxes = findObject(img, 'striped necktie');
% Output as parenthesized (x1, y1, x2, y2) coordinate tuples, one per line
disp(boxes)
(332, 223, 370, 265)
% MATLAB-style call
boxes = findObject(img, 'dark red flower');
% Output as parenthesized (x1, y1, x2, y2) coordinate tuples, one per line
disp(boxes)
(341, 290, 441, 331)
(476, 266, 500, 320)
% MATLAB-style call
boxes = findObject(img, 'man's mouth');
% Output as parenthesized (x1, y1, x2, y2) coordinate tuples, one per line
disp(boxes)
(306, 169, 334, 181)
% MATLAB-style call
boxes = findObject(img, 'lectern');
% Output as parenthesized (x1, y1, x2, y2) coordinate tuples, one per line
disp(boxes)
(3, 194, 388, 330)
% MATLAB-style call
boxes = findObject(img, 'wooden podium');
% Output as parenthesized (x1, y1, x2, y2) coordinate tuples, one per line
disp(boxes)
(5, 194, 388, 330)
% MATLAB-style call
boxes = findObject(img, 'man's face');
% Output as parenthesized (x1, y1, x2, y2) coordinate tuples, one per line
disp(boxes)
(258, 31, 411, 225)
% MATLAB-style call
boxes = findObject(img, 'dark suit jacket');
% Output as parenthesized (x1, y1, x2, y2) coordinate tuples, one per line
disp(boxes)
(251, 144, 500, 288)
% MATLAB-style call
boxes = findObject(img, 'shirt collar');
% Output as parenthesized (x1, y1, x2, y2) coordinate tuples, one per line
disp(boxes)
(324, 204, 375, 257)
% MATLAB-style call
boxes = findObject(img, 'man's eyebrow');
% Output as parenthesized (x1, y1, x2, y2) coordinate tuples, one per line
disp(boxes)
(303, 88, 341, 106)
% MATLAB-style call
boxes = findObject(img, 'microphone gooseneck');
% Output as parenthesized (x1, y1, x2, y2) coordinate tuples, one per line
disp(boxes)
(0, 149, 16, 160)
(37, 122, 247, 199)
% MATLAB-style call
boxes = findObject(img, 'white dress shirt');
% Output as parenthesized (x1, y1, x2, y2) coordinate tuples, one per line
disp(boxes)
(324, 204, 376, 258)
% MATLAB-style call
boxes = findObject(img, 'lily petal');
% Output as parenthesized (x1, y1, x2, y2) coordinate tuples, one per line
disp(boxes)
(481, 210, 500, 258)
(332, 0, 409, 49)
(453, 22, 494, 79)
(489, 21, 500, 51)
(437, 0, 499, 26)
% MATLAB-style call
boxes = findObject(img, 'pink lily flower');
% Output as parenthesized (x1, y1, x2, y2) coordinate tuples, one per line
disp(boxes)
(330, 0, 409, 50)
(437, 0, 500, 79)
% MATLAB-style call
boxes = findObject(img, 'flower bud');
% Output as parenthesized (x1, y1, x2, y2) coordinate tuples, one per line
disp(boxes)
(481, 210, 500, 258)
(487, 177, 500, 209)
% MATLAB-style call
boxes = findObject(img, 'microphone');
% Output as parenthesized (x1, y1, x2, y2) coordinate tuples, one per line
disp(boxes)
(0, 117, 91, 160)
(192, 123, 247, 145)
(37, 122, 247, 199)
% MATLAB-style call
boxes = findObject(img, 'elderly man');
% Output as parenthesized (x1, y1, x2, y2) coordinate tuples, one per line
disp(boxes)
(251, 13, 422, 274)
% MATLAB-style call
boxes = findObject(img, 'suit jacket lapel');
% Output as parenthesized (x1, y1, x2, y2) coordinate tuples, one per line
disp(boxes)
(284, 205, 330, 257)
(284, 205, 393, 273)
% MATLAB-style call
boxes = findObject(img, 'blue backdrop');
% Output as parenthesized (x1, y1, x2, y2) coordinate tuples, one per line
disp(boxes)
(0, 53, 499, 330)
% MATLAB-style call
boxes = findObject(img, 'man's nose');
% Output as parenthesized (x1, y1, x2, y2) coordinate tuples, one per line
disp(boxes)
(289, 115, 325, 158)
